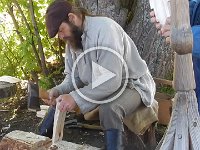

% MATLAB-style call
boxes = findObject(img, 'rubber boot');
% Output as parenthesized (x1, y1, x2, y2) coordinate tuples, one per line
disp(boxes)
(104, 128, 125, 150)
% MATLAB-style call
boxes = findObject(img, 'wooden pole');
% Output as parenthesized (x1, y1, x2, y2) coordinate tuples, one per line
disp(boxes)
(156, 0, 200, 149)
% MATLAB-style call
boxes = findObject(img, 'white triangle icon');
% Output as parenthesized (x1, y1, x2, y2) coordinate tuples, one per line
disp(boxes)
(92, 61, 116, 89)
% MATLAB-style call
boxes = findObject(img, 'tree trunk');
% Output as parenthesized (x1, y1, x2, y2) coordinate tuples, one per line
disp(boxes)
(29, 0, 49, 76)
(78, 0, 174, 78)
(125, 0, 173, 78)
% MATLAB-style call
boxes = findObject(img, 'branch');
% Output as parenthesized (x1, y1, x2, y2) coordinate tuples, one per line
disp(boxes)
(7, 5, 24, 43)
(11, 0, 43, 71)
(28, 0, 49, 76)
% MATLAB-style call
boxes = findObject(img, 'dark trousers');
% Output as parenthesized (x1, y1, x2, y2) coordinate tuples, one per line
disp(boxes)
(38, 106, 55, 138)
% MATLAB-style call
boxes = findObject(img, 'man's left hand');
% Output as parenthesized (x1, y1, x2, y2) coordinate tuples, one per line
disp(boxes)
(56, 94, 77, 112)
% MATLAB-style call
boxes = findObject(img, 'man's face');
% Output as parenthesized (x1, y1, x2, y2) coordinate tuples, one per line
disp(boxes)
(58, 21, 83, 50)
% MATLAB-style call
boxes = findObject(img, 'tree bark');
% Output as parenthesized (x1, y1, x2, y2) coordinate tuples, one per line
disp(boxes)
(125, 0, 173, 77)
(78, 0, 174, 78)
(78, 0, 128, 27)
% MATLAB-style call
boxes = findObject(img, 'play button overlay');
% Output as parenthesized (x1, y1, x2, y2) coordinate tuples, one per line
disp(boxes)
(71, 46, 129, 104)
(92, 61, 116, 89)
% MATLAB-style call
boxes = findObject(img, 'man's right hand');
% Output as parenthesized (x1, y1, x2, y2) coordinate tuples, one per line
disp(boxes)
(42, 88, 59, 106)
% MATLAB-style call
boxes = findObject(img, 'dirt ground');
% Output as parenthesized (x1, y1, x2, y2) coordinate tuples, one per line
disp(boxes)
(0, 89, 166, 149)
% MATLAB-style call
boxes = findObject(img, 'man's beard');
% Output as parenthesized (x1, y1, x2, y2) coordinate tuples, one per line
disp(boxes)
(63, 22, 83, 51)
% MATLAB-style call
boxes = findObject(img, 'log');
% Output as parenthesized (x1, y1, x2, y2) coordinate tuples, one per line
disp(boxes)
(0, 81, 17, 99)
(0, 130, 51, 150)
(0, 130, 99, 150)
(173, 54, 196, 91)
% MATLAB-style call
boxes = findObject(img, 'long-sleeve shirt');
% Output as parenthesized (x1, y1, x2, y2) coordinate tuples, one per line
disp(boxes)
(54, 16, 156, 114)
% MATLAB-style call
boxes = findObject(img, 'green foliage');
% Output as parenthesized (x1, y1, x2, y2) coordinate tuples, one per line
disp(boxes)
(38, 66, 64, 89)
(159, 86, 175, 96)
(0, 0, 64, 82)
(38, 74, 54, 90)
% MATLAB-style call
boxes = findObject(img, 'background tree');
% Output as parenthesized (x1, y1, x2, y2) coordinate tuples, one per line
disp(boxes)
(77, 0, 173, 78)
(0, 0, 65, 88)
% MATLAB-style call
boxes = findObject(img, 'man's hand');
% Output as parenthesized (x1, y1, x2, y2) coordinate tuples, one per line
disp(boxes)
(150, 10, 171, 43)
(150, 11, 162, 31)
(56, 94, 77, 112)
(42, 88, 59, 106)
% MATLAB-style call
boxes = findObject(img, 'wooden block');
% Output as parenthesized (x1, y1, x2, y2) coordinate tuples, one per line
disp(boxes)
(0, 131, 100, 150)
(49, 140, 100, 150)
(0, 130, 51, 150)
(40, 105, 49, 110)
(36, 110, 47, 118)
(155, 92, 173, 125)
(154, 77, 172, 86)
(36, 105, 49, 118)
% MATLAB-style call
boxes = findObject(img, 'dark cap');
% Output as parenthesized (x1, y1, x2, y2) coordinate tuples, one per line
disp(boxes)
(45, 0, 72, 38)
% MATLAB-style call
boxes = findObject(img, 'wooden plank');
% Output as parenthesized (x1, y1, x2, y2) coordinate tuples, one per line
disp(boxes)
(188, 91, 200, 150)
(156, 98, 172, 125)
(159, 94, 178, 150)
(52, 102, 66, 144)
(153, 77, 172, 86)
(173, 92, 189, 150)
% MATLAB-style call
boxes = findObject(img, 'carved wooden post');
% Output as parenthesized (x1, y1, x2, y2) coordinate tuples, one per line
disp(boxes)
(156, 0, 200, 149)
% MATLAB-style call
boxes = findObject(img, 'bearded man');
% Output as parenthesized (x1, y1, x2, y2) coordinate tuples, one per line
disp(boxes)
(40, 0, 156, 149)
